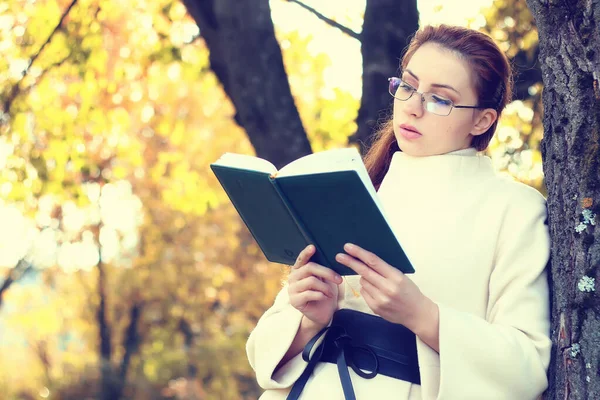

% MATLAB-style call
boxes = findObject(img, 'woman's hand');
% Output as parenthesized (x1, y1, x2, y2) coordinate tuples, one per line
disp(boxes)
(335, 243, 439, 350)
(288, 245, 343, 329)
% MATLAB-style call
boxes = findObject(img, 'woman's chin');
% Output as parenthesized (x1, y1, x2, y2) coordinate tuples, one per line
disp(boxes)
(397, 144, 430, 157)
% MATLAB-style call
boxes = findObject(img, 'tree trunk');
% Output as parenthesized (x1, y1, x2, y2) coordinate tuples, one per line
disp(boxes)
(526, 1, 600, 398)
(350, 0, 419, 153)
(115, 302, 143, 400)
(182, 0, 312, 168)
(184, 0, 420, 161)
(97, 254, 118, 400)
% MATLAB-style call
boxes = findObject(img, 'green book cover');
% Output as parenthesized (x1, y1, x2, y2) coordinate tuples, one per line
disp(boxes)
(210, 148, 414, 276)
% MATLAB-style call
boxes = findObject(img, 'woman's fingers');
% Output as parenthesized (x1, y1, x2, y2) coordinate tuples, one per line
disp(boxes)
(293, 245, 315, 269)
(290, 290, 329, 308)
(292, 276, 334, 298)
(359, 277, 387, 305)
(291, 262, 342, 285)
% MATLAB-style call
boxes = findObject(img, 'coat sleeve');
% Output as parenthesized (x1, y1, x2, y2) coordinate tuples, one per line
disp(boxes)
(434, 185, 552, 400)
(245, 284, 309, 389)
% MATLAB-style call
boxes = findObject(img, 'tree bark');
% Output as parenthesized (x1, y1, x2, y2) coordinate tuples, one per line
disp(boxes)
(182, 0, 312, 168)
(526, 0, 600, 398)
(349, 0, 419, 153)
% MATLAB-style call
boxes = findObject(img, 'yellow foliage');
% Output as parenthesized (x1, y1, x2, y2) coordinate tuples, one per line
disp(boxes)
(0, 0, 545, 399)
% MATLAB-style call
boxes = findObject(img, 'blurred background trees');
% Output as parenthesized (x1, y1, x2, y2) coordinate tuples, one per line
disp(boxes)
(2, 0, 591, 399)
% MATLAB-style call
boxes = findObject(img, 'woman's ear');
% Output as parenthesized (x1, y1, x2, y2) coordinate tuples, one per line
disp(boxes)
(471, 109, 498, 136)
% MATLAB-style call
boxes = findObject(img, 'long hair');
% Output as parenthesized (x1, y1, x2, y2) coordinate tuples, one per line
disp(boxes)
(364, 24, 513, 189)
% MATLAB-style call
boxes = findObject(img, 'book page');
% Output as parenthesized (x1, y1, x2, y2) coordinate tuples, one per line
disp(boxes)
(212, 153, 277, 175)
(277, 148, 360, 177)
(277, 147, 387, 218)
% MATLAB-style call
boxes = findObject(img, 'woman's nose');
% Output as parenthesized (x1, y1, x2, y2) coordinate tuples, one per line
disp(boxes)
(402, 92, 425, 117)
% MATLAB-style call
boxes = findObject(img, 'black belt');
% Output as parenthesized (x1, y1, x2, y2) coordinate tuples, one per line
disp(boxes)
(286, 309, 420, 400)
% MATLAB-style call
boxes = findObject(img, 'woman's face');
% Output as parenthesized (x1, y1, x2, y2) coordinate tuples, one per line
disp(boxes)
(392, 43, 497, 157)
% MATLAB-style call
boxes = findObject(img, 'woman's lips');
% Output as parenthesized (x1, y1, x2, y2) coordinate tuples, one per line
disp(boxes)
(399, 124, 422, 140)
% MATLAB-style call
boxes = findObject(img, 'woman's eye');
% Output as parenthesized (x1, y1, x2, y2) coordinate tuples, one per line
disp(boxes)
(399, 82, 415, 91)
(431, 95, 452, 105)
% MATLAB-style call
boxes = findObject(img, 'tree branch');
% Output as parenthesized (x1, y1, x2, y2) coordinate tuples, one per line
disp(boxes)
(511, 46, 542, 101)
(2, 0, 78, 117)
(0, 258, 34, 309)
(286, 0, 361, 40)
(10, 54, 73, 110)
(33, 340, 53, 386)
(25, 0, 78, 78)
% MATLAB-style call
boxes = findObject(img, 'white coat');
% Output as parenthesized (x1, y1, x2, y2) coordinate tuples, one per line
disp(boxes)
(246, 148, 551, 400)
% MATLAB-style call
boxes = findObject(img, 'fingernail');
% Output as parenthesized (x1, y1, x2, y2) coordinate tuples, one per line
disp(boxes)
(308, 245, 315, 252)
(335, 275, 342, 283)
(344, 243, 354, 251)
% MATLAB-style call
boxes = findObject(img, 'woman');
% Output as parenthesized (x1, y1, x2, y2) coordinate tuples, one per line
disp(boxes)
(246, 24, 551, 400)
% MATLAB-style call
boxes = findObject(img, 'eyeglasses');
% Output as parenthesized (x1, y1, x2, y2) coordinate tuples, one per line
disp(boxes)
(388, 77, 485, 116)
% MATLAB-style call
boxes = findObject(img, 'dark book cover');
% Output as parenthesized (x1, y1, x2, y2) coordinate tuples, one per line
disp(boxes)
(210, 165, 414, 276)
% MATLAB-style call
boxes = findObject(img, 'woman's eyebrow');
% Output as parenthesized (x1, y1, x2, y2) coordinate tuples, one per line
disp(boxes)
(404, 69, 460, 94)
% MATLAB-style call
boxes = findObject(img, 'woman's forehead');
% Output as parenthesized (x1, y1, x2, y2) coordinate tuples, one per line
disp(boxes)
(404, 43, 473, 90)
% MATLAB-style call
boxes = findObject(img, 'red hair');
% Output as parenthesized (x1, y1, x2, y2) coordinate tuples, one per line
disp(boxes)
(364, 24, 513, 189)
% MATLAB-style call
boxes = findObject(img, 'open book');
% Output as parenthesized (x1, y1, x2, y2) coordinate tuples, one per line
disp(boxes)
(210, 147, 414, 276)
